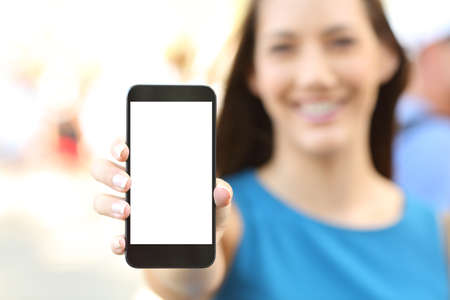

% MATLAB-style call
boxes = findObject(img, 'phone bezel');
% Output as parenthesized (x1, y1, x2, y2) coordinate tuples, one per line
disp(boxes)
(125, 85, 216, 268)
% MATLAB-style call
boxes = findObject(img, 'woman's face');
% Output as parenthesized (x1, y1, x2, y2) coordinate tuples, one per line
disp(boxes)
(249, 0, 399, 157)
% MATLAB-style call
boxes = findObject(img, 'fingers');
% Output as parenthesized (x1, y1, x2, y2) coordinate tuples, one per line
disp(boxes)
(215, 178, 233, 233)
(96, 137, 129, 256)
(111, 234, 126, 255)
(110, 137, 129, 162)
(90, 158, 131, 192)
(93, 193, 130, 220)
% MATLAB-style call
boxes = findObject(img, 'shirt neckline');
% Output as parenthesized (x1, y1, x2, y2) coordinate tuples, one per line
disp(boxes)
(247, 167, 410, 234)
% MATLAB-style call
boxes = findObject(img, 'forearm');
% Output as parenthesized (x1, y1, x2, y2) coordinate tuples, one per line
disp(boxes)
(142, 241, 227, 300)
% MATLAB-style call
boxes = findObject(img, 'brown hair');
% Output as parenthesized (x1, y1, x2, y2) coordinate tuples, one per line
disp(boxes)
(216, 0, 409, 179)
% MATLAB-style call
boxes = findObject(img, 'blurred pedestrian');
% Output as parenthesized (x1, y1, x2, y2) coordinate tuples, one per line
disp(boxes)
(388, 0, 450, 211)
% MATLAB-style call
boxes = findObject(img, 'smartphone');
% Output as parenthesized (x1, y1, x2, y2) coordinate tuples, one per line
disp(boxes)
(125, 85, 216, 268)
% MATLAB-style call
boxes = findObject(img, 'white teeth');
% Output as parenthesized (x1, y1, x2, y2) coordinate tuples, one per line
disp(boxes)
(300, 102, 339, 117)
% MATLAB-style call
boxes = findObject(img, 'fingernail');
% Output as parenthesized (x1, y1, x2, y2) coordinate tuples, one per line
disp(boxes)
(112, 202, 127, 215)
(113, 144, 126, 159)
(113, 238, 122, 249)
(112, 174, 128, 189)
(214, 184, 230, 205)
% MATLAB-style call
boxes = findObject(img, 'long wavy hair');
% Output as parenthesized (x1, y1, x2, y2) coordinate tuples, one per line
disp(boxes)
(217, 0, 409, 179)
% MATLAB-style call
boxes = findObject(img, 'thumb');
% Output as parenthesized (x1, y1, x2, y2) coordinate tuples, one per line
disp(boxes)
(215, 178, 233, 238)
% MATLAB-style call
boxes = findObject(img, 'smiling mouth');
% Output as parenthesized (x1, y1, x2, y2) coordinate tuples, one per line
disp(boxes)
(291, 100, 346, 124)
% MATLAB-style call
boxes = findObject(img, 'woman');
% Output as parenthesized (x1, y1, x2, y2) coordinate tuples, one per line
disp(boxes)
(90, 0, 449, 299)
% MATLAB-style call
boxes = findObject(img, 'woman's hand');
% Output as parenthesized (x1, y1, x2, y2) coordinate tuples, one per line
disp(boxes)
(90, 137, 234, 255)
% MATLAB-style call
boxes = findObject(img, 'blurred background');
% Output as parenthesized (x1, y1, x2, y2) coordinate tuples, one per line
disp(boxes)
(0, 0, 243, 298)
(0, 0, 448, 299)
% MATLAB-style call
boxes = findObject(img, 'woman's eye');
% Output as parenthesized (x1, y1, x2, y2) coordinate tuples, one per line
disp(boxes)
(270, 44, 293, 53)
(332, 38, 355, 48)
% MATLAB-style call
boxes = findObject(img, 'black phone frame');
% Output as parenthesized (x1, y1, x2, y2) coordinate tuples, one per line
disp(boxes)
(126, 85, 216, 268)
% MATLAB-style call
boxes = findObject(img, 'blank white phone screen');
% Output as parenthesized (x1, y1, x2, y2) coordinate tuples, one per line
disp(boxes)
(130, 101, 212, 244)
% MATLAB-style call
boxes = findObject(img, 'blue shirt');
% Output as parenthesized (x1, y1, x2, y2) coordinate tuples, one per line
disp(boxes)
(394, 94, 450, 212)
(213, 167, 448, 300)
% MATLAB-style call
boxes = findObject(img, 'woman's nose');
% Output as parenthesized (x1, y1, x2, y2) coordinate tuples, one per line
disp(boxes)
(294, 44, 337, 91)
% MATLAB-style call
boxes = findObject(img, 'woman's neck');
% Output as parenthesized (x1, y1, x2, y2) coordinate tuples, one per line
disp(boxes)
(256, 136, 404, 228)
